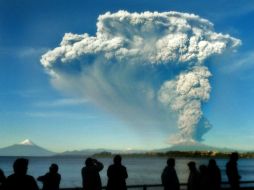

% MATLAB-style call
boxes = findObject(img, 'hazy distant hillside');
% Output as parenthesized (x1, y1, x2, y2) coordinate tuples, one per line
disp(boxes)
(0, 139, 239, 157)
(0, 139, 55, 156)
(57, 149, 110, 156)
(55, 142, 237, 157)
(156, 142, 235, 152)
(57, 148, 146, 156)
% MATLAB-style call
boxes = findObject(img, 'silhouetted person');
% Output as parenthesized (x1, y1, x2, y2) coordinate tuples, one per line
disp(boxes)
(226, 152, 241, 190)
(106, 155, 128, 190)
(3, 158, 39, 190)
(82, 158, 103, 190)
(187, 161, 200, 190)
(0, 169, 6, 190)
(208, 159, 221, 190)
(161, 158, 180, 190)
(199, 165, 209, 190)
(37, 163, 61, 190)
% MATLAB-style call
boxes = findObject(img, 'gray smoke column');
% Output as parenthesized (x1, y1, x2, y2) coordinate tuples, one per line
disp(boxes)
(41, 11, 240, 144)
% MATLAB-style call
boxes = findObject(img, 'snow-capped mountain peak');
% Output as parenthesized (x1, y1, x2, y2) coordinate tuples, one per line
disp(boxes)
(0, 139, 55, 156)
(18, 139, 34, 146)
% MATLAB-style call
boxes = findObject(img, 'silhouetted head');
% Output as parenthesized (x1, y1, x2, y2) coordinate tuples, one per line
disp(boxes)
(85, 158, 93, 167)
(188, 161, 197, 172)
(50, 163, 59, 173)
(114, 155, 122, 165)
(209, 159, 217, 167)
(167, 158, 175, 167)
(13, 158, 28, 175)
(199, 165, 208, 174)
(230, 152, 239, 162)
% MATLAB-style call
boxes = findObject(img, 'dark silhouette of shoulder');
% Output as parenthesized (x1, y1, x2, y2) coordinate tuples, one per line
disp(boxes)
(161, 158, 179, 190)
(3, 158, 39, 190)
(107, 155, 128, 190)
(82, 157, 104, 190)
(38, 163, 61, 190)
(226, 152, 241, 190)
(208, 159, 221, 190)
(187, 161, 200, 190)
(199, 165, 209, 190)
(0, 169, 6, 190)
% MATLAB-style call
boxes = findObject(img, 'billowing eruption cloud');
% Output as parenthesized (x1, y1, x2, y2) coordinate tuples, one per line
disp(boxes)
(41, 11, 240, 144)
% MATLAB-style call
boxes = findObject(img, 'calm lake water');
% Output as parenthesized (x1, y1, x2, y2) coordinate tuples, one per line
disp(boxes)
(0, 156, 254, 188)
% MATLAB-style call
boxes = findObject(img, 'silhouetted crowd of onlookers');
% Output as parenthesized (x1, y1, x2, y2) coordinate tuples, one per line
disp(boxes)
(0, 158, 60, 190)
(0, 152, 241, 190)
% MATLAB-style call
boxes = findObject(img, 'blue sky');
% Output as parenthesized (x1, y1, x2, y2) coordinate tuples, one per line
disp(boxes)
(1, 0, 254, 152)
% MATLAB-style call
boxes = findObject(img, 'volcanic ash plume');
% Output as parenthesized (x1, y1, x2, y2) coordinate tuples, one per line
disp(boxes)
(41, 11, 240, 144)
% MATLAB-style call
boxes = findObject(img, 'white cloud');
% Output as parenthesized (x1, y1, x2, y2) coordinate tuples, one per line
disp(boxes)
(42, 11, 240, 68)
(18, 47, 48, 58)
(41, 11, 240, 144)
(158, 66, 212, 142)
(25, 111, 96, 119)
(35, 98, 89, 107)
(0, 47, 48, 58)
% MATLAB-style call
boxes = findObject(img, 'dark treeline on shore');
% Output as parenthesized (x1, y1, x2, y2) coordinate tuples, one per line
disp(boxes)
(90, 151, 254, 159)
(2, 150, 253, 159)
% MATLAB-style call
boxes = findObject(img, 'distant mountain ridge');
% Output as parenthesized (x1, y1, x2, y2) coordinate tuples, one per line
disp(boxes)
(155, 142, 235, 152)
(0, 140, 241, 157)
(0, 139, 55, 156)
(57, 142, 236, 156)
(57, 148, 146, 156)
